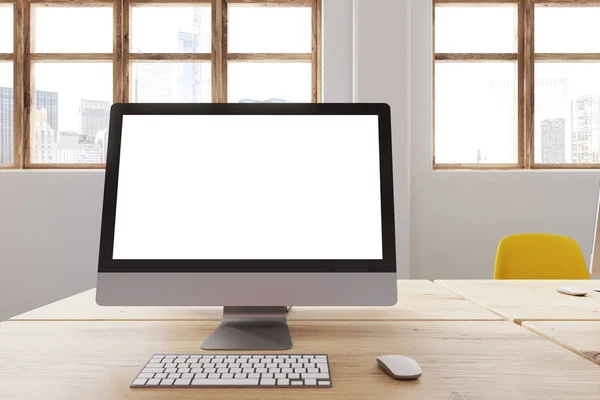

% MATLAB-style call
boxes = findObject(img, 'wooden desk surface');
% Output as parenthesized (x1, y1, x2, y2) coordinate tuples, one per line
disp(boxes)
(435, 280, 600, 323)
(523, 321, 600, 366)
(9, 280, 501, 322)
(1, 320, 599, 399)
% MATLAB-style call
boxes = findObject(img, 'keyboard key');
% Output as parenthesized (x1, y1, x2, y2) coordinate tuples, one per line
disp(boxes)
(315, 355, 327, 359)
(192, 379, 260, 386)
(155, 373, 167, 379)
(195, 373, 208, 379)
(241, 355, 252, 359)
(248, 373, 260, 379)
(256, 368, 268, 373)
(202, 363, 215, 369)
(254, 364, 265, 369)
(167, 373, 181, 379)
(235, 373, 247, 379)
(320, 365, 329, 373)
(291, 363, 303, 368)
(204, 368, 216, 373)
(319, 381, 331, 386)
(275, 373, 286, 379)
(304, 378, 317, 386)
(137, 373, 154, 379)
(260, 379, 276, 386)
(291, 380, 303, 386)
(288, 373, 300, 379)
(208, 373, 221, 379)
(215, 355, 226, 359)
(260, 373, 274, 379)
(282, 368, 293, 373)
(294, 368, 306, 373)
(160, 379, 174, 386)
(268, 368, 280, 373)
(132, 379, 147, 386)
(230, 368, 242, 373)
(280, 363, 290, 368)
(215, 363, 228, 369)
(174, 379, 191, 386)
(165, 368, 177, 373)
(229, 363, 240, 368)
(217, 368, 229, 373)
(147, 379, 161, 386)
(266, 363, 278, 369)
(181, 373, 194, 379)
(315, 359, 328, 364)
(142, 368, 163, 374)
(164, 363, 177, 368)
(277, 379, 290, 386)
(308, 368, 319, 373)
(178, 368, 191, 373)
(304, 363, 316, 369)
(222, 373, 234, 379)
(191, 368, 203, 373)
(302, 373, 330, 380)
(177, 363, 190, 368)
(242, 368, 254, 373)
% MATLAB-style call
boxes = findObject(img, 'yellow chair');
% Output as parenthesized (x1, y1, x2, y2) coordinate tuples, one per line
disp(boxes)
(494, 234, 590, 280)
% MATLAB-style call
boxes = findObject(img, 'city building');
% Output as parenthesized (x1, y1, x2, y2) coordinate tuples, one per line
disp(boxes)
(80, 99, 111, 141)
(572, 96, 600, 164)
(0, 88, 58, 164)
(541, 118, 566, 164)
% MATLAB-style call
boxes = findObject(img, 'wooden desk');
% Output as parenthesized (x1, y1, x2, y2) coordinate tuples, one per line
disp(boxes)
(436, 280, 600, 323)
(9, 280, 501, 322)
(523, 321, 600, 366)
(2, 320, 600, 399)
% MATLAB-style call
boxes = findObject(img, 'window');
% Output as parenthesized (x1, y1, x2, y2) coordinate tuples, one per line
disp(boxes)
(434, 0, 600, 170)
(2, 0, 321, 169)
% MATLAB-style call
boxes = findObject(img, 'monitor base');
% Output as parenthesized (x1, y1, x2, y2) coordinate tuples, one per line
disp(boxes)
(201, 307, 292, 350)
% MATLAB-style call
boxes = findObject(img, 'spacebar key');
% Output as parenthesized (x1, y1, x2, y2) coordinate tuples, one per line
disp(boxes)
(191, 379, 259, 386)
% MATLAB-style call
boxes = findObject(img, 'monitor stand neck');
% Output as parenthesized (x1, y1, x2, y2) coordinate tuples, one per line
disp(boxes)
(201, 307, 292, 350)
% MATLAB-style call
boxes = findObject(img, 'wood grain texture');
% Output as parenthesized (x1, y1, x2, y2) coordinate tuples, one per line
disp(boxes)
(9, 280, 502, 322)
(2, 320, 600, 399)
(523, 321, 600, 366)
(436, 280, 600, 323)
(311, 0, 321, 102)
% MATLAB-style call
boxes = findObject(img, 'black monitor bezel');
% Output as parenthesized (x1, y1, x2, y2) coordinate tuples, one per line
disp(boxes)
(98, 103, 396, 273)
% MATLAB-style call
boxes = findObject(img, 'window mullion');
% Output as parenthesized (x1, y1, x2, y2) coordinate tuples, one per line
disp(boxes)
(523, 0, 534, 169)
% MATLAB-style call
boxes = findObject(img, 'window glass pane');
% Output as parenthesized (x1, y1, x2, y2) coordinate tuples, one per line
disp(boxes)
(131, 6, 211, 53)
(435, 62, 517, 164)
(228, 63, 311, 103)
(32, 63, 112, 164)
(536, 63, 600, 164)
(33, 6, 112, 53)
(0, 63, 13, 165)
(0, 6, 13, 53)
(228, 6, 311, 53)
(536, 7, 600, 53)
(131, 62, 211, 103)
(435, 5, 517, 53)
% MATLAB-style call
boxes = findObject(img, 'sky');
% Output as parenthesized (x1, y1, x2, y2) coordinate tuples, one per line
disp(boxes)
(0, 4, 312, 135)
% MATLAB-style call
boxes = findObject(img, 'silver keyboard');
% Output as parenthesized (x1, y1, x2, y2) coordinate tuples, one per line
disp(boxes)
(131, 354, 332, 388)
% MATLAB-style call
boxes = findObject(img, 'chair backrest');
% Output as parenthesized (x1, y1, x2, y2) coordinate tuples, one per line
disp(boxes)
(494, 234, 590, 280)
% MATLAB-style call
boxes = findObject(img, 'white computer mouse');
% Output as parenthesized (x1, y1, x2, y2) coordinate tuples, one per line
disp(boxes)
(377, 355, 422, 381)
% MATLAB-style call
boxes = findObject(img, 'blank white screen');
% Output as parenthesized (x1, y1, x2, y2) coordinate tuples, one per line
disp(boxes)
(113, 114, 383, 260)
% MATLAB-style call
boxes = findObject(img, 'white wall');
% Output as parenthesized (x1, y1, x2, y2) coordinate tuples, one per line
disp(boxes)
(410, 0, 600, 278)
(354, 0, 411, 278)
(0, 172, 103, 320)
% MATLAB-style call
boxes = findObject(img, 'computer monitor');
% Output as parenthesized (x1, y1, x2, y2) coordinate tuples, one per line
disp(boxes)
(96, 103, 397, 350)
(590, 184, 600, 277)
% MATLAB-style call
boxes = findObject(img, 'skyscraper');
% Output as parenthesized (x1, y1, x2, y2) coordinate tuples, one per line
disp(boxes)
(541, 118, 566, 163)
(80, 99, 111, 140)
(0, 87, 14, 164)
(572, 96, 600, 164)
(0, 88, 58, 164)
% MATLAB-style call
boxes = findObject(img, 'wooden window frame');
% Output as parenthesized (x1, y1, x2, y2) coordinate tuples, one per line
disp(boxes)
(1, 0, 322, 169)
(433, 0, 600, 170)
